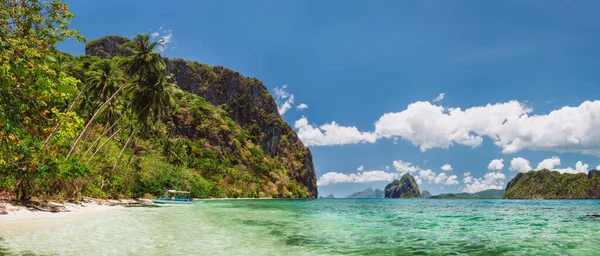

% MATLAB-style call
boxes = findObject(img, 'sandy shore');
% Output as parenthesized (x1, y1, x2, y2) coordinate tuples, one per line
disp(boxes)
(0, 198, 151, 222)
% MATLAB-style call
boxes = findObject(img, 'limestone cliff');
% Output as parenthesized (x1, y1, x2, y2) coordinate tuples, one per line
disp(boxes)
(384, 173, 421, 198)
(85, 35, 317, 197)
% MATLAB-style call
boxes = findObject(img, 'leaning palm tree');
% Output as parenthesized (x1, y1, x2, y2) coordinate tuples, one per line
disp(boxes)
(68, 34, 164, 158)
(111, 71, 176, 172)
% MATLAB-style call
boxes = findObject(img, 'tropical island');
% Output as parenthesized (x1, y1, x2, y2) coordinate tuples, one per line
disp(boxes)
(0, 0, 317, 212)
(505, 169, 600, 199)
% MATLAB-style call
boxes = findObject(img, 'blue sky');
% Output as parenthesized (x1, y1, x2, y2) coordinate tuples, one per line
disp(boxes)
(60, 0, 600, 197)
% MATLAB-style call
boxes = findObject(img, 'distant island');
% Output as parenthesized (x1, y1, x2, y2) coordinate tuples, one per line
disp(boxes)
(319, 194, 336, 199)
(505, 169, 600, 199)
(346, 188, 384, 198)
(429, 189, 504, 199)
(421, 190, 432, 198)
(384, 173, 421, 198)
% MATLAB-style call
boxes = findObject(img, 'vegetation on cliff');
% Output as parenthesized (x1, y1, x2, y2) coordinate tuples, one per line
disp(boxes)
(0, 0, 316, 201)
(429, 189, 504, 199)
(384, 173, 420, 198)
(505, 169, 600, 199)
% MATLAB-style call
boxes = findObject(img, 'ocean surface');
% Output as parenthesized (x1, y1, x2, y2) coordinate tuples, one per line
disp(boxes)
(1, 199, 600, 255)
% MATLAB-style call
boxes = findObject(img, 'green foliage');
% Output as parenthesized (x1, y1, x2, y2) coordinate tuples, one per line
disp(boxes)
(504, 169, 600, 199)
(0, 0, 314, 201)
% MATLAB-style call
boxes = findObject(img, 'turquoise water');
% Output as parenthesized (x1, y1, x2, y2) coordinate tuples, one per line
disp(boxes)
(2, 199, 600, 255)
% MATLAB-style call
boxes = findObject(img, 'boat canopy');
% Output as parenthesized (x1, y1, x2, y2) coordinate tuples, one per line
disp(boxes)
(167, 190, 190, 194)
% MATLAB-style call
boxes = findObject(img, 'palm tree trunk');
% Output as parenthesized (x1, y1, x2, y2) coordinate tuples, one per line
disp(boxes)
(67, 79, 130, 158)
(41, 84, 87, 150)
(82, 112, 125, 158)
(87, 125, 124, 163)
(111, 127, 137, 173)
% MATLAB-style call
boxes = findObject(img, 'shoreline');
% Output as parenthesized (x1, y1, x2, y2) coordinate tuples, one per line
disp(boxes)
(0, 197, 151, 222)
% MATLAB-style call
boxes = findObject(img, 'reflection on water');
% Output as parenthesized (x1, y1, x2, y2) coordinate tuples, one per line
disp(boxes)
(1, 199, 600, 255)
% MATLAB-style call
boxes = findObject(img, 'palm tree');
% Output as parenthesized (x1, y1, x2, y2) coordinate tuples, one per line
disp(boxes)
(86, 60, 123, 102)
(121, 33, 165, 81)
(111, 72, 176, 172)
(68, 34, 164, 158)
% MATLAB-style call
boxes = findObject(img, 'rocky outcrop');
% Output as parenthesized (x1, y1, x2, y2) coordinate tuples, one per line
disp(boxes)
(421, 190, 432, 198)
(505, 169, 600, 199)
(346, 188, 384, 198)
(84, 36, 317, 198)
(385, 173, 420, 198)
(85, 35, 133, 58)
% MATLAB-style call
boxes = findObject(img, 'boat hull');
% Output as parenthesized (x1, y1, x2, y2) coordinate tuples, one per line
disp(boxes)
(152, 199, 193, 204)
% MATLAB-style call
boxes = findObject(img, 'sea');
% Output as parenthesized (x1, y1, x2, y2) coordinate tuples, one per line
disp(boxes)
(1, 199, 600, 255)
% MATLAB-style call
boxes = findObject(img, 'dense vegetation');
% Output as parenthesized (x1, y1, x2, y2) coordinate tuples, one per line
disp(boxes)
(429, 189, 504, 199)
(384, 173, 420, 198)
(0, 0, 316, 201)
(505, 169, 600, 199)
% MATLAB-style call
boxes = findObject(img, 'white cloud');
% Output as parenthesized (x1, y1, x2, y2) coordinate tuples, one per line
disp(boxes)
(294, 116, 377, 146)
(296, 103, 308, 111)
(597, 165, 600, 170)
(509, 156, 589, 174)
(434, 173, 459, 185)
(274, 85, 295, 115)
(295, 100, 600, 157)
(556, 161, 588, 174)
(461, 171, 505, 193)
(509, 157, 532, 172)
(392, 160, 420, 173)
(419, 169, 435, 182)
(536, 156, 561, 170)
(317, 170, 396, 186)
(446, 175, 459, 185)
(441, 164, 453, 171)
(357, 165, 364, 171)
(151, 25, 173, 52)
(433, 93, 445, 102)
(487, 159, 504, 170)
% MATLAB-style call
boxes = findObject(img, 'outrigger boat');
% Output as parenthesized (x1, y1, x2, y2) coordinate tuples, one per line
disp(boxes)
(153, 190, 196, 204)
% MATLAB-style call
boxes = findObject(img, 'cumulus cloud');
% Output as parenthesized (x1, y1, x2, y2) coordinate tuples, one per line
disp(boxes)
(536, 156, 561, 170)
(151, 25, 173, 52)
(434, 173, 459, 185)
(317, 171, 396, 186)
(419, 169, 435, 182)
(317, 160, 457, 186)
(441, 164, 453, 171)
(461, 172, 505, 193)
(509, 157, 532, 172)
(295, 100, 600, 157)
(393, 160, 420, 173)
(294, 117, 377, 146)
(433, 93, 445, 102)
(597, 165, 600, 170)
(508, 156, 589, 174)
(274, 85, 295, 115)
(556, 161, 588, 174)
(488, 159, 504, 170)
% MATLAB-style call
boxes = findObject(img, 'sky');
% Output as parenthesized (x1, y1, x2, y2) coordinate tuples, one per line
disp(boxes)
(60, 0, 600, 197)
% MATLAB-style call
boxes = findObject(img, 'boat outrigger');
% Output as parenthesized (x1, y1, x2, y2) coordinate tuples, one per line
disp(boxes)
(153, 190, 195, 204)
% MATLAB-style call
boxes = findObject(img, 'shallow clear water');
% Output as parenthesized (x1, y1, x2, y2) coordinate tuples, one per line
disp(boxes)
(2, 199, 600, 255)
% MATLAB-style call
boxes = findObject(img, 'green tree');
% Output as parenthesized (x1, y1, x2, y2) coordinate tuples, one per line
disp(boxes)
(0, 0, 84, 200)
